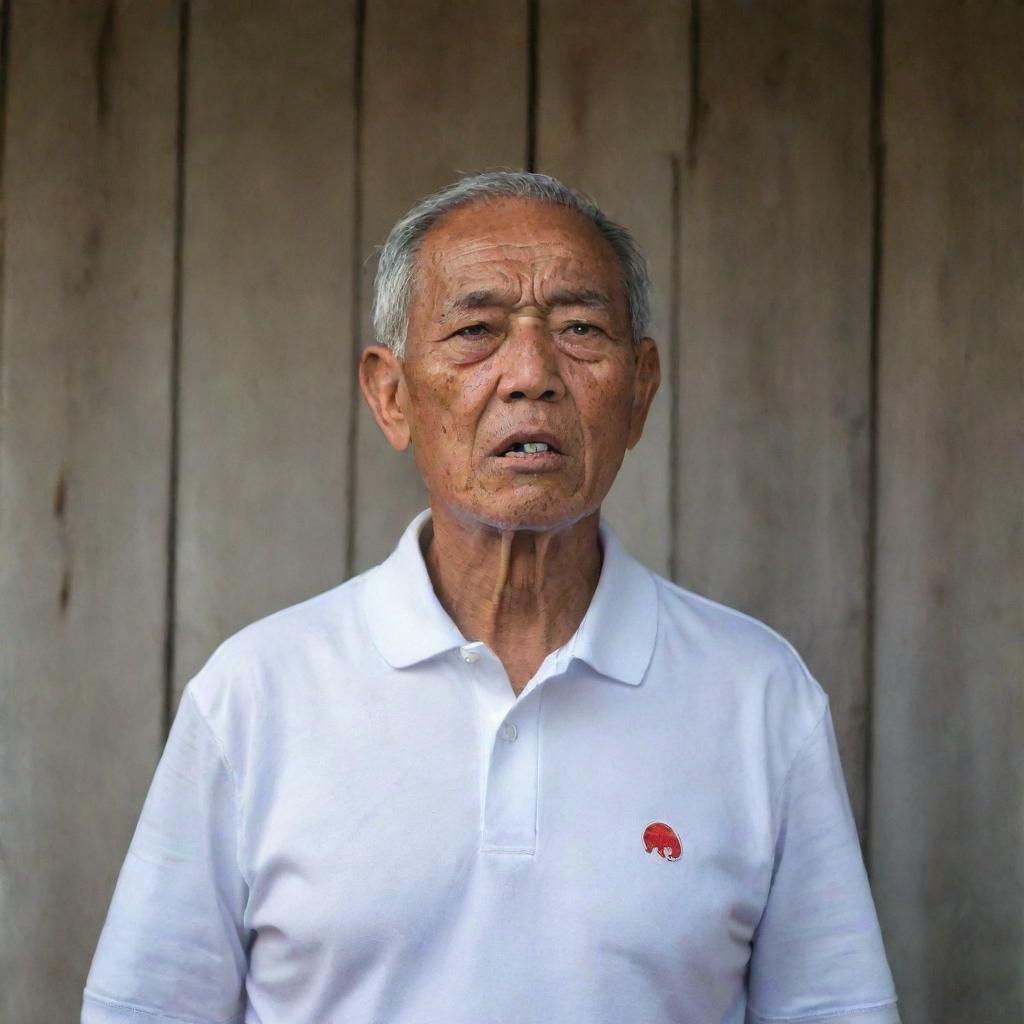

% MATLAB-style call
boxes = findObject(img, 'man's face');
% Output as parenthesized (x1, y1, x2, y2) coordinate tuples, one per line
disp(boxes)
(363, 197, 660, 533)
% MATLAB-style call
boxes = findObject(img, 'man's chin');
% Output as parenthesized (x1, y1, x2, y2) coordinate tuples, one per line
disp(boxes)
(439, 492, 599, 536)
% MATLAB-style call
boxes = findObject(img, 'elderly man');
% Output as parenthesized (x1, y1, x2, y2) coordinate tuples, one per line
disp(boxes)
(83, 172, 899, 1024)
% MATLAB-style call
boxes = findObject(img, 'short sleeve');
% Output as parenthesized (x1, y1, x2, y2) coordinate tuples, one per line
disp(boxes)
(746, 704, 901, 1024)
(82, 685, 249, 1024)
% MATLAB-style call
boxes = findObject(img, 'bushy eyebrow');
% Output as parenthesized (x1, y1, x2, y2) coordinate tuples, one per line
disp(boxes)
(441, 286, 615, 318)
(545, 287, 615, 314)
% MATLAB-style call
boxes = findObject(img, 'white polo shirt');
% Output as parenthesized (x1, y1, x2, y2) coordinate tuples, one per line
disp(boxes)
(83, 510, 900, 1024)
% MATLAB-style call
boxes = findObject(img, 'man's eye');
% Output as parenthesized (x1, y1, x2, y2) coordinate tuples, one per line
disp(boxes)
(455, 323, 490, 338)
(565, 322, 598, 336)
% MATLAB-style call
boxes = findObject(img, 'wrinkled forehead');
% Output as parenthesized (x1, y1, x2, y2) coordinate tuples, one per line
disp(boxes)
(412, 198, 626, 314)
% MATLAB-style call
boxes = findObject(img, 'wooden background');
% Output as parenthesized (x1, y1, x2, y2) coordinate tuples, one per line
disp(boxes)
(0, 2, 1020, 1021)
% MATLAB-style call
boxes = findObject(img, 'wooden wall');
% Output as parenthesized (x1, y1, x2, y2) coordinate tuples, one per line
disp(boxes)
(0, 2, 1019, 1021)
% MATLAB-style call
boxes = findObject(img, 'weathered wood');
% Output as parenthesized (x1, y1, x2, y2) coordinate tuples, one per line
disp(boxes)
(350, 0, 530, 574)
(174, 0, 357, 700)
(871, 2, 1024, 1019)
(675, 1, 874, 827)
(535, 0, 689, 577)
(0, 1, 178, 1018)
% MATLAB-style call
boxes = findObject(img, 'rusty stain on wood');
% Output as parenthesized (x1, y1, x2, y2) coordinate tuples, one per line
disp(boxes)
(58, 565, 72, 615)
(53, 468, 67, 520)
(76, 220, 103, 295)
(55, 469, 71, 615)
(94, 0, 116, 126)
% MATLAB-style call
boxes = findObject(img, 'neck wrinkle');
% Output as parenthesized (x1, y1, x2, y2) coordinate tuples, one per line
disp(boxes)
(424, 507, 602, 670)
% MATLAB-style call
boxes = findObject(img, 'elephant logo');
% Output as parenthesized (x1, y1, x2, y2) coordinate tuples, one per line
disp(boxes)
(643, 821, 682, 861)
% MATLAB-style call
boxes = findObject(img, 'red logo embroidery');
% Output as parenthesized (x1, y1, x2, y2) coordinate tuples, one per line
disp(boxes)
(643, 821, 682, 860)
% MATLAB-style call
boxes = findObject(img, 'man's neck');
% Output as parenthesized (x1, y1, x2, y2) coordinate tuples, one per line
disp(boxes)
(424, 503, 603, 695)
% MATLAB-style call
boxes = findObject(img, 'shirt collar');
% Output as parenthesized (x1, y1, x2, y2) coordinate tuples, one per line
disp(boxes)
(362, 509, 659, 686)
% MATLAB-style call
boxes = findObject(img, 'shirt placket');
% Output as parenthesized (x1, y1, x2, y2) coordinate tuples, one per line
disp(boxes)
(459, 640, 566, 857)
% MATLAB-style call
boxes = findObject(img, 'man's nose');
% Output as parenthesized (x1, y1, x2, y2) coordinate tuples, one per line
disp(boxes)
(497, 319, 566, 403)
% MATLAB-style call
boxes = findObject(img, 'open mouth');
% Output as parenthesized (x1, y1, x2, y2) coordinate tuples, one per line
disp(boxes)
(499, 441, 563, 458)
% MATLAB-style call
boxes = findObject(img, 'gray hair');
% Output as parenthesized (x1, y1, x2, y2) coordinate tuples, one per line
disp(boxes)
(371, 170, 651, 358)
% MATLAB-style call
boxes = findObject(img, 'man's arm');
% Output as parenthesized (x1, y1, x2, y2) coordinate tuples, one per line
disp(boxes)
(82, 684, 249, 1024)
(746, 705, 900, 1024)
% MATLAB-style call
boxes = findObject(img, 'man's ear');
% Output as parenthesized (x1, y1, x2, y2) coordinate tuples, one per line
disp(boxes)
(626, 337, 661, 450)
(359, 345, 411, 452)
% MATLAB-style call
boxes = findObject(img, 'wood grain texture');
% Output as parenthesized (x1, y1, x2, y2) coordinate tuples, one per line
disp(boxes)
(350, 0, 529, 574)
(173, 0, 357, 700)
(675, 1, 874, 826)
(535, 0, 689, 576)
(0, 1, 178, 1017)
(871, 2, 1024, 1019)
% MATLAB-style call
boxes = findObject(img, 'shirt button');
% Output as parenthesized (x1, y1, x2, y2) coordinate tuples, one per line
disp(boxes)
(500, 721, 518, 742)
(460, 642, 484, 664)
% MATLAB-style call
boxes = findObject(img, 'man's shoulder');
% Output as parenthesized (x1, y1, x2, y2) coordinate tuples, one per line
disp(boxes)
(646, 569, 828, 721)
(650, 570, 811, 665)
(184, 569, 375, 717)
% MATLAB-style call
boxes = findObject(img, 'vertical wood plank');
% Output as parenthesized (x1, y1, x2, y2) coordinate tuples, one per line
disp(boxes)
(535, 0, 689, 576)
(871, 2, 1024, 1018)
(350, 0, 529, 573)
(0, 2, 179, 1018)
(174, 0, 357, 699)
(676, 1, 874, 826)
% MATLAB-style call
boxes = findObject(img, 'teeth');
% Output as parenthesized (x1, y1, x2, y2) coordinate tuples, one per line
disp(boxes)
(506, 441, 552, 455)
